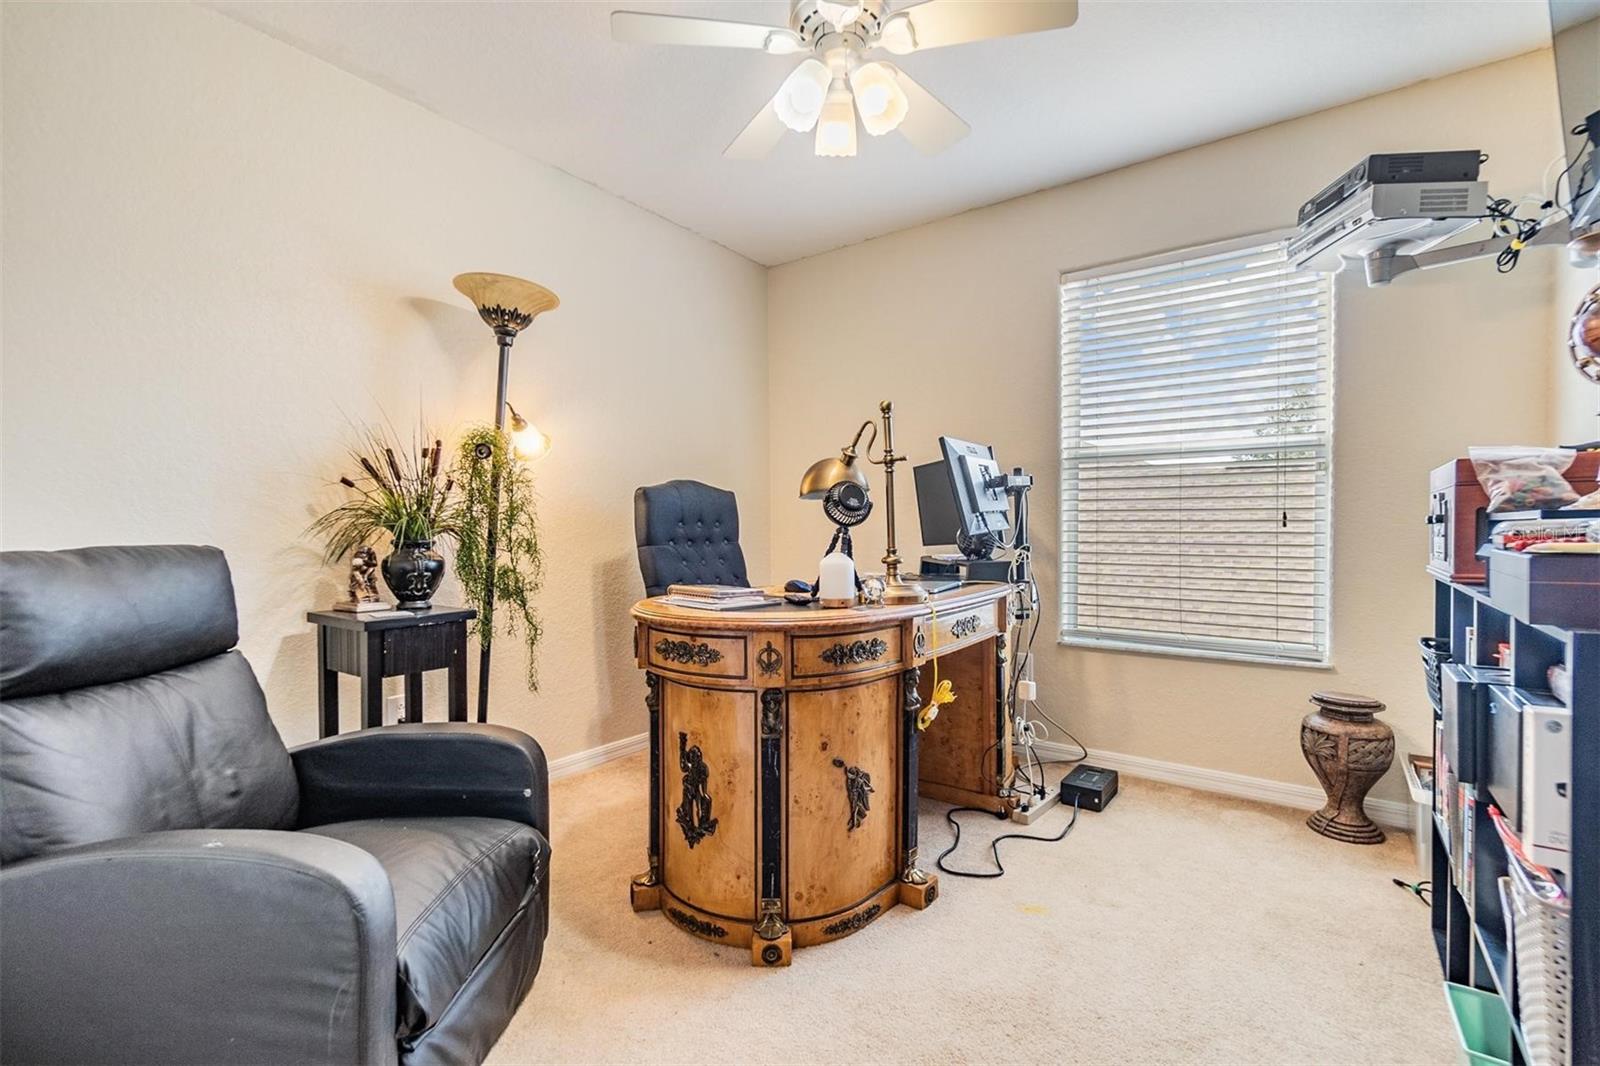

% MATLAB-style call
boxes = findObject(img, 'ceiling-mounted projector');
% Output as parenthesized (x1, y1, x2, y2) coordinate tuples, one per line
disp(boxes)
(1289, 151, 1488, 284)
(1289, 149, 1571, 285)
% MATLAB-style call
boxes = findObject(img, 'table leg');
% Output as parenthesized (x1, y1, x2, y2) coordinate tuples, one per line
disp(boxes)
(404, 673, 423, 723)
(317, 627, 339, 738)
(361, 630, 384, 730)
(447, 624, 468, 722)
(899, 665, 937, 909)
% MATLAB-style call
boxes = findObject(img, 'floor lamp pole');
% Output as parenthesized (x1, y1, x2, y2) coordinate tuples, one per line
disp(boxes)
(451, 271, 560, 724)
(477, 330, 514, 723)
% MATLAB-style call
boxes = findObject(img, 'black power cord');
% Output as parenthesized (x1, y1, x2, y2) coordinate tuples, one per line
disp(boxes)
(935, 796, 1081, 879)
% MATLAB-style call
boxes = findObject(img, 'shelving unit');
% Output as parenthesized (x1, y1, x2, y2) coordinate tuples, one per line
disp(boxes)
(1427, 564, 1597, 1066)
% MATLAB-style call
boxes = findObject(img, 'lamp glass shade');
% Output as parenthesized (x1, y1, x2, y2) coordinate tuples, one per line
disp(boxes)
(849, 62, 908, 136)
(507, 405, 551, 459)
(774, 59, 832, 132)
(453, 272, 559, 334)
(814, 82, 858, 157)
(799, 454, 868, 499)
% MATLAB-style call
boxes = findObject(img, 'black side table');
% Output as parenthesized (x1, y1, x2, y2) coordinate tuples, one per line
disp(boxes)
(306, 606, 477, 737)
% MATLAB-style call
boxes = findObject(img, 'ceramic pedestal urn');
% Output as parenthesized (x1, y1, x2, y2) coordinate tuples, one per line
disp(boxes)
(1300, 690, 1393, 844)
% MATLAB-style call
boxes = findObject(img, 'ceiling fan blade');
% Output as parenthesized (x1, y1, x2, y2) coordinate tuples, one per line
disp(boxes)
(885, 0, 1077, 52)
(611, 10, 798, 51)
(724, 95, 789, 160)
(893, 69, 969, 154)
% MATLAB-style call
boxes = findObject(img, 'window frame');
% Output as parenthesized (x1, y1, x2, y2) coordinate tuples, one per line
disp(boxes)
(1056, 230, 1336, 669)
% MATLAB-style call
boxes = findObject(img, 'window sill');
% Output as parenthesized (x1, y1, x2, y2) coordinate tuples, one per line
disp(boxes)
(1058, 633, 1333, 670)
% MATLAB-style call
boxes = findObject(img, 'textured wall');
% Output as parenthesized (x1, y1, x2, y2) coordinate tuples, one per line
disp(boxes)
(766, 51, 1568, 804)
(0, 2, 769, 756)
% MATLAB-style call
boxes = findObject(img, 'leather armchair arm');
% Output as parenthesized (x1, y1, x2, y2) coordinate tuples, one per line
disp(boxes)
(292, 723, 549, 837)
(0, 830, 397, 1066)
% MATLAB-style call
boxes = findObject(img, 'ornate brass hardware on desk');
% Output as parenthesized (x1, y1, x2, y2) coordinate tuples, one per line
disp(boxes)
(820, 637, 888, 666)
(833, 758, 874, 832)
(950, 614, 981, 639)
(655, 638, 723, 667)
(675, 732, 718, 847)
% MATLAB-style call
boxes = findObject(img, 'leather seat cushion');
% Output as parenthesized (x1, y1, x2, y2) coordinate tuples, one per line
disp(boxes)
(304, 816, 547, 1039)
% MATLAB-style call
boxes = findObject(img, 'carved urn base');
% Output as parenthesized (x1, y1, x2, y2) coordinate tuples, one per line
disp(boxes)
(1300, 690, 1393, 845)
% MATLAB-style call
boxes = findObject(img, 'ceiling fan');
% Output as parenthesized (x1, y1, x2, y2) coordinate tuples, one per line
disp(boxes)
(610, 0, 1079, 159)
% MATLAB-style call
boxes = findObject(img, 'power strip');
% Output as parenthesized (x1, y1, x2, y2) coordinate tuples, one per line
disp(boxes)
(1009, 783, 1063, 824)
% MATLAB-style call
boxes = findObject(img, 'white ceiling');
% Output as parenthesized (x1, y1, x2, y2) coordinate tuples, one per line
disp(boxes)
(213, 0, 1552, 266)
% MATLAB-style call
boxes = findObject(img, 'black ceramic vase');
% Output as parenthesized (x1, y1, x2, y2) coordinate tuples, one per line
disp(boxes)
(382, 541, 445, 610)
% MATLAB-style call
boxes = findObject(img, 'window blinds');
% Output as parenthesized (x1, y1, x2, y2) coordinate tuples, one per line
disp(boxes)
(1058, 235, 1334, 665)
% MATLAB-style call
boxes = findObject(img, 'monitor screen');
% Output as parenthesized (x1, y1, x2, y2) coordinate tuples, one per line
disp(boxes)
(914, 461, 964, 548)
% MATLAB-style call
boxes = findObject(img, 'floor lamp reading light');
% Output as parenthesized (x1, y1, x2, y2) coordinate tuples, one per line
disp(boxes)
(452, 271, 559, 721)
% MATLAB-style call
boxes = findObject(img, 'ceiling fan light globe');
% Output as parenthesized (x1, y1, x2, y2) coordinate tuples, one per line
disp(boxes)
(849, 61, 908, 136)
(814, 83, 858, 157)
(773, 58, 832, 132)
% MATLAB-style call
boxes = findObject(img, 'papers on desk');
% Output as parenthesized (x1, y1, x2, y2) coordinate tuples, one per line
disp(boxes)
(659, 594, 784, 611)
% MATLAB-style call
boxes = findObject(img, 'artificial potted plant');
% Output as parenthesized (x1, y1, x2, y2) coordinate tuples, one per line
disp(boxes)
(311, 429, 460, 609)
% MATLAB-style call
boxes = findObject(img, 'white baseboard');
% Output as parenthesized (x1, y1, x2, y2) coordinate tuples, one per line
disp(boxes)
(546, 732, 1412, 831)
(1029, 740, 1413, 831)
(548, 731, 647, 780)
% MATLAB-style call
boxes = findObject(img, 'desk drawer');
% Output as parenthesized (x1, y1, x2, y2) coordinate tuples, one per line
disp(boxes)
(913, 606, 998, 660)
(791, 626, 903, 680)
(646, 628, 749, 681)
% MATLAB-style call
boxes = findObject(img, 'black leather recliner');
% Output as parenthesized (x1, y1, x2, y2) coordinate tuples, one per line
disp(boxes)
(633, 479, 750, 597)
(0, 545, 550, 1066)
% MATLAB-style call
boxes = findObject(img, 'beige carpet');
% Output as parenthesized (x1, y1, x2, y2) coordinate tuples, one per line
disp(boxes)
(487, 753, 1455, 1065)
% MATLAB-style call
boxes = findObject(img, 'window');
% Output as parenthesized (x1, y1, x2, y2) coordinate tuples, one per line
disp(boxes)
(1058, 234, 1334, 666)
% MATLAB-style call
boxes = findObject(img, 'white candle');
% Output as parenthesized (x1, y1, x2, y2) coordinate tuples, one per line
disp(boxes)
(818, 551, 856, 608)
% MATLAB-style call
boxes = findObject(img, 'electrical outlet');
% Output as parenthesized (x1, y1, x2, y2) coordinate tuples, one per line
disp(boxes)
(1017, 679, 1037, 702)
(383, 694, 404, 726)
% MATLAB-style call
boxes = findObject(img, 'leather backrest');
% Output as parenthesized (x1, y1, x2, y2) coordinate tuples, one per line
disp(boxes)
(1, 545, 240, 698)
(633, 480, 749, 597)
(0, 546, 298, 862)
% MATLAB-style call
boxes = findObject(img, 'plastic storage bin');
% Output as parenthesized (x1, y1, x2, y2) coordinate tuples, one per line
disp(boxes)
(1403, 753, 1433, 880)
(1508, 862, 1571, 1066)
(1444, 983, 1513, 1066)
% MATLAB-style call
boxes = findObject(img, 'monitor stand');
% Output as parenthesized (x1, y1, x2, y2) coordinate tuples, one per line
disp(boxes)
(918, 554, 1018, 585)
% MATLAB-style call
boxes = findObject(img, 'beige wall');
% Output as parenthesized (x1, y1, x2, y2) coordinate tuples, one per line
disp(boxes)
(0, 2, 769, 756)
(2, 7, 1585, 809)
(767, 51, 1571, 804)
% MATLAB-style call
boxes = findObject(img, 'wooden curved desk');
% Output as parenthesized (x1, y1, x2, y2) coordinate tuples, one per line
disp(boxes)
(627, 583, 1015, 966)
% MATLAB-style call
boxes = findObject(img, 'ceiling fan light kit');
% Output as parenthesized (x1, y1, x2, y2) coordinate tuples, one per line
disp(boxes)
(775, 58, 832, 131)
(815, 79, 859, 157)
(610, 0, 1077, 160)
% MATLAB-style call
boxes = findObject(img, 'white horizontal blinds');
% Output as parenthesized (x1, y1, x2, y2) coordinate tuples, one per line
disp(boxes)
(1059, 237, 1334, 663)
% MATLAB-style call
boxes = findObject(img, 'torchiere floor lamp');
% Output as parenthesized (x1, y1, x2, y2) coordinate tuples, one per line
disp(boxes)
(452, 271, 559, 721)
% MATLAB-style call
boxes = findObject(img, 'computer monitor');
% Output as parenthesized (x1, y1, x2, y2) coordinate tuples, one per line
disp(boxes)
(938, 436, 1011, 541)
(914, 461, 964, 548)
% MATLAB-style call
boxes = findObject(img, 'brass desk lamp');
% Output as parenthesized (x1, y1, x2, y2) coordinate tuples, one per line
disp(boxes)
(800, 400, 927, 605)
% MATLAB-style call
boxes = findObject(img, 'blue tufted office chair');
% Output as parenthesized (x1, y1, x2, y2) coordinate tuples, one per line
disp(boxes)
(634, 480, 750, 597)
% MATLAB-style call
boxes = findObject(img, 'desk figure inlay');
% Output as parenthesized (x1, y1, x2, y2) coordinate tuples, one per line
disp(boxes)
(630, 582, 1013, 965)
(674, 732, 718, 847)
(834, 758, 874, 831)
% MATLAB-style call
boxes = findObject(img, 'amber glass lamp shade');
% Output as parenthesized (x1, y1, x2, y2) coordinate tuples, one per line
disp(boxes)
(452, 272, 560, 336)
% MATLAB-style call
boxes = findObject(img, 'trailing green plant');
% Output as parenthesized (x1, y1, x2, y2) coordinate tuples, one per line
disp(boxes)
(453, 425, 544, 690)
(309, 427, 461, 563)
